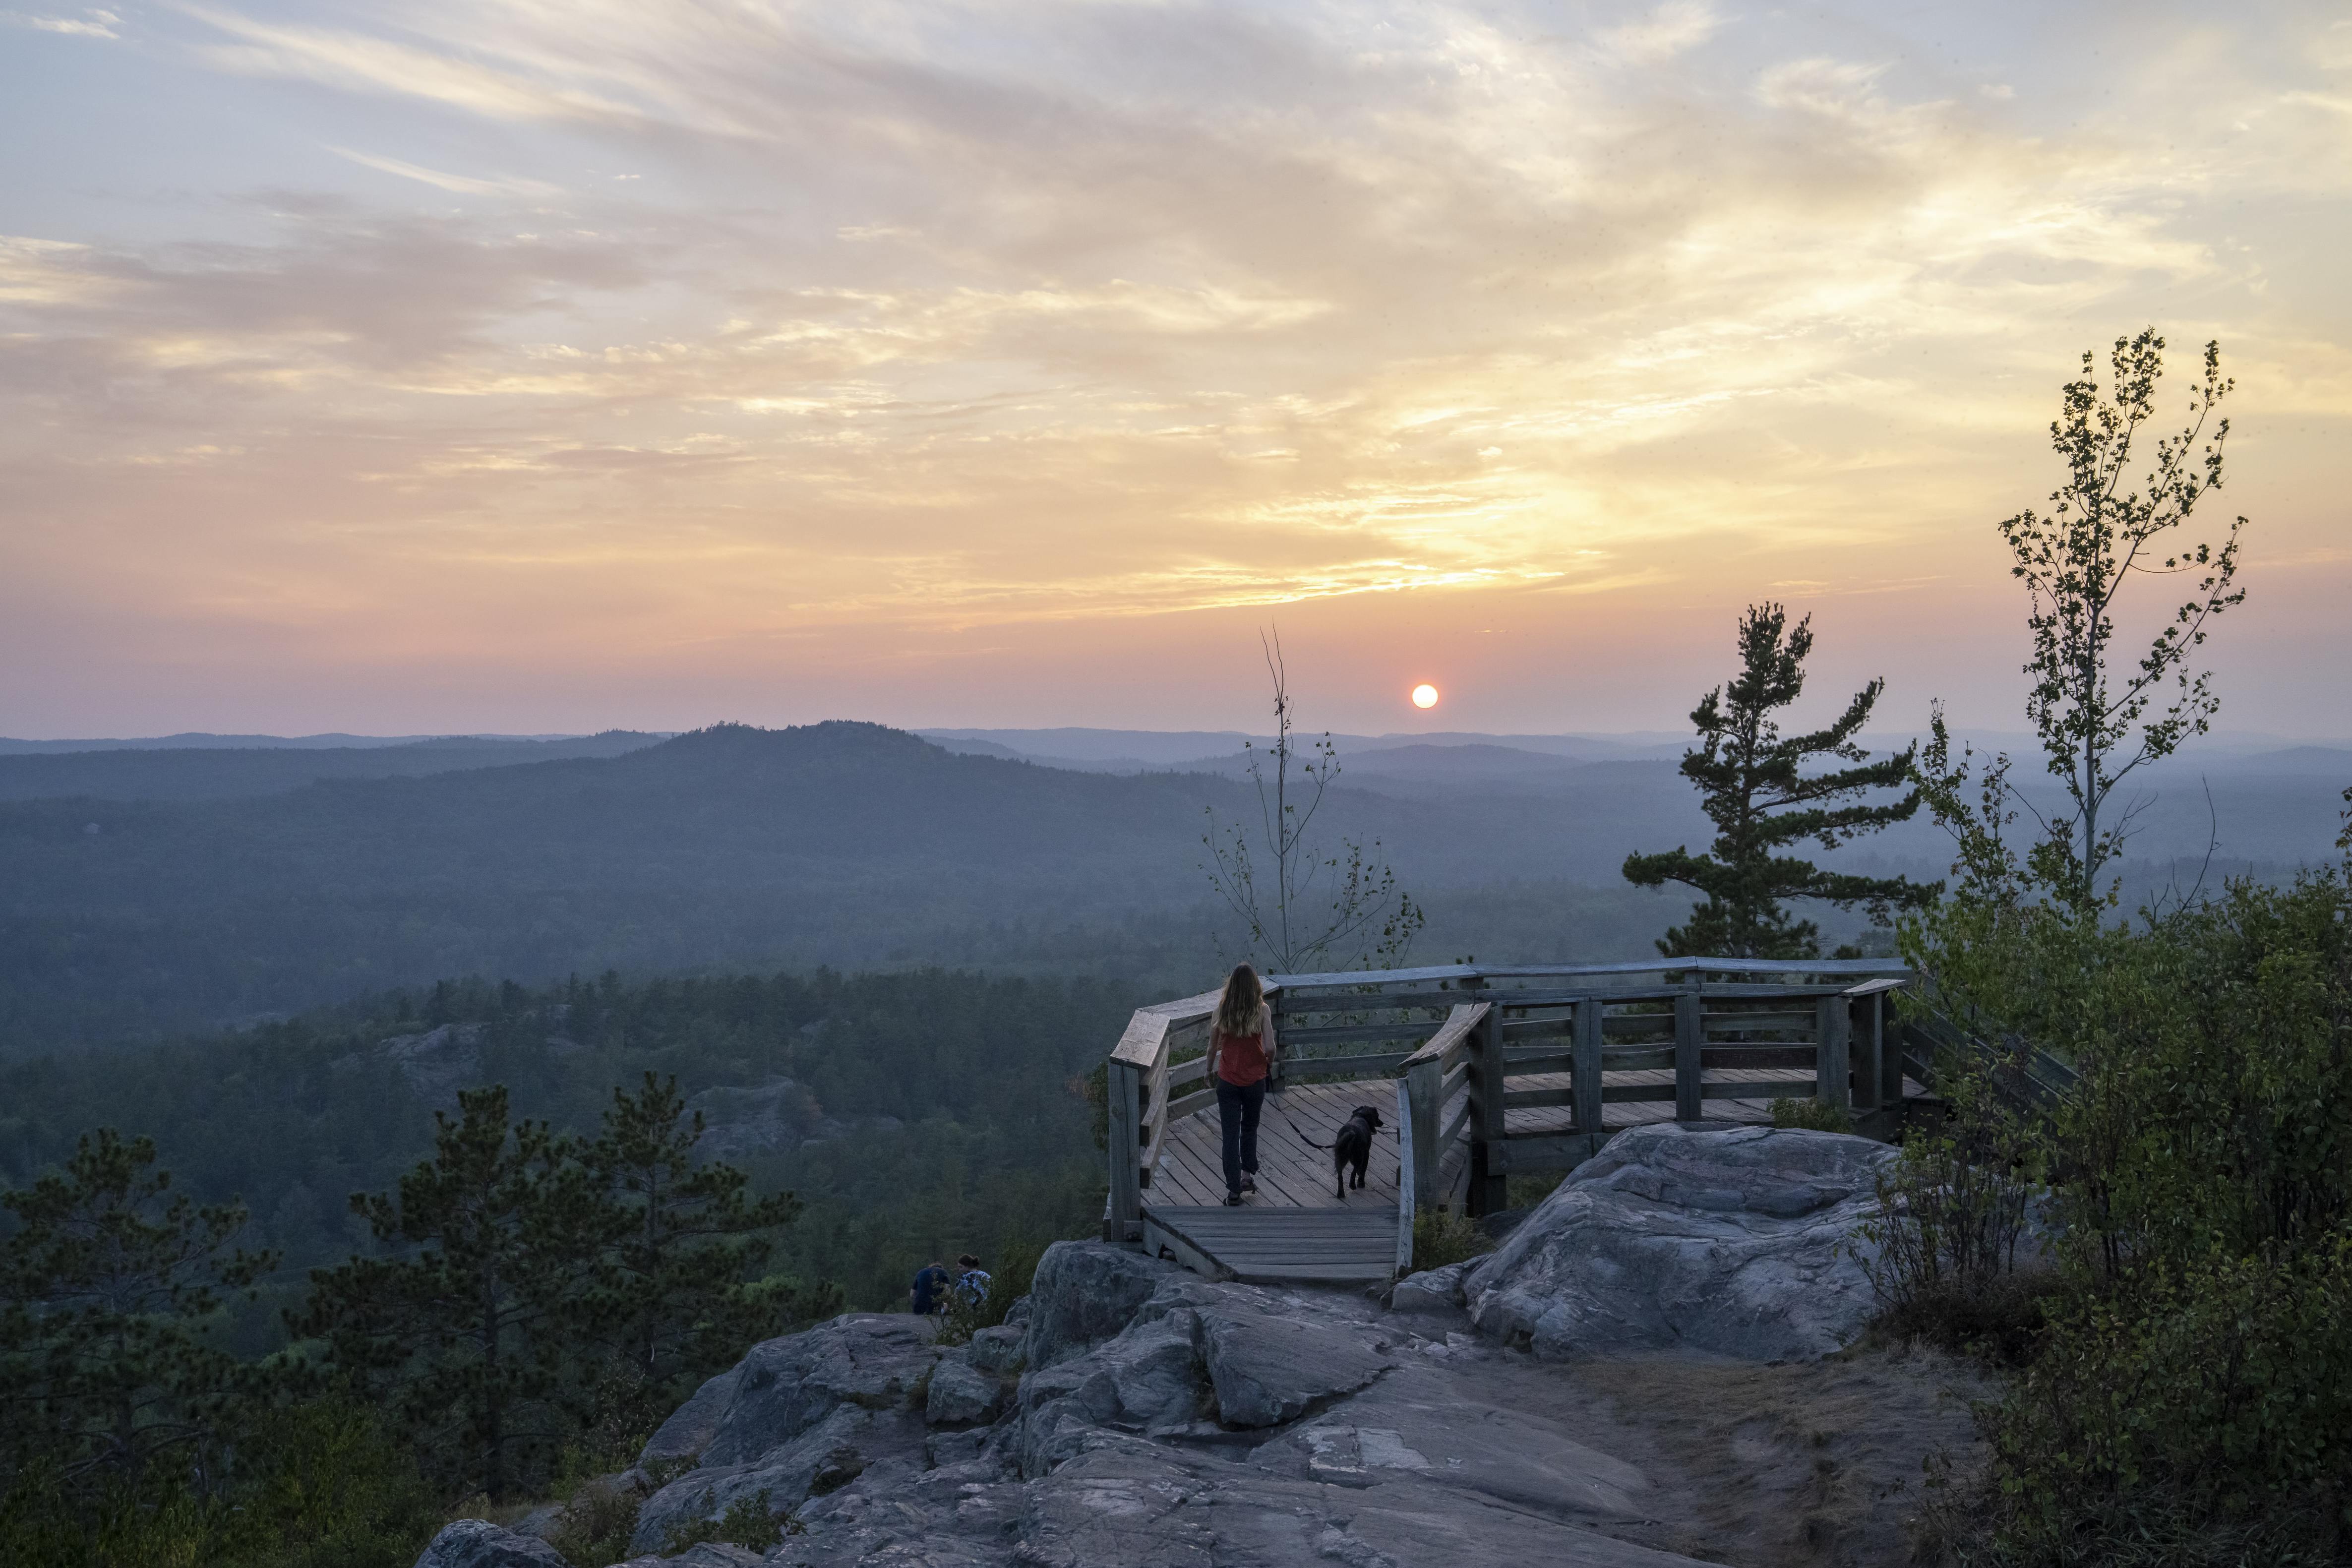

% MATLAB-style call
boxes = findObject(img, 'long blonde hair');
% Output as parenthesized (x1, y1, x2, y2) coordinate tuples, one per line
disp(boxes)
(1213, 963, 1265, 1038)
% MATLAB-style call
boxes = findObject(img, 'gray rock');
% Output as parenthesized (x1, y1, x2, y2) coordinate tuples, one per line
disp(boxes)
(610, 1547, 769, 1568)
(508, 1502, 562, 1542)
(966, 1322, 1025, 1375)
(631, 1403, 911, 1555)
(1003, 1294, 1031, 1327)
(1197, 1299, 1393, 1427)
(692, 1313, 939, 1467)
(684, 1077, 835, 1162)
(640, 1365, 740, 1467)
(1009, 1308, 1208, 1476)
(1387, 1259, 1475, 1319)
(1017, 1242, 1181, 1370)
(1464, 1123, 1898, 1361)
(924, 1425, 993, 1468)
(411, 1519, 569, 1568)
(925, 1351, 1003, 1427)
(377, 1023, 484, 1110)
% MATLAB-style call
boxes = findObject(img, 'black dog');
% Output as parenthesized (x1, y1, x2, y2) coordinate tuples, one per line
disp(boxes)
(1331, 1104, 1384, 1199)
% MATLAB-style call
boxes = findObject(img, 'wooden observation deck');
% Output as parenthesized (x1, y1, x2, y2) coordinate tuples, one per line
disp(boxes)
(1103, 959, 1929, 1286)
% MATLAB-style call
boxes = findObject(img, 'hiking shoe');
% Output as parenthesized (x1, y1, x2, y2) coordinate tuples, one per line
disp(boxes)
(1223, 1191, 1244, 1206)
(1239, 1174, 1258, 1194)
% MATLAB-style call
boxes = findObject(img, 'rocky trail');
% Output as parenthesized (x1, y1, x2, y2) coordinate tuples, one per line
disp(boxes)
(418, 1126, 1989, 1568)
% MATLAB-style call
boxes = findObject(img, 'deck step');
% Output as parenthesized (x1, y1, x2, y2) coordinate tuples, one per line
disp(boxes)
(1144, 1204, 1397, 1285)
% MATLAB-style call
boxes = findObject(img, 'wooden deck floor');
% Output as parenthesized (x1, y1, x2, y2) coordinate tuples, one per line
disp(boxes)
(1142, 1066, 1911, 1211)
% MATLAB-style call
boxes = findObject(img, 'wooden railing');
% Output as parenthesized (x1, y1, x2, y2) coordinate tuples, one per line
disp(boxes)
(1103, 958, 1916, 1242)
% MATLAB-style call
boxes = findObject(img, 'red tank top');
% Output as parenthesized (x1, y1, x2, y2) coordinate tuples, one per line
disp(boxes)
(1213, 1024, 1270, 1086)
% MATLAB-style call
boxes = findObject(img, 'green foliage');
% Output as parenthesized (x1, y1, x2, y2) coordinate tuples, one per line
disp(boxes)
(0, 1398, 441, 1568)
(1918, 333, 2245, 916)
(0, 1129, 271, 1490)
(588, 1073, 806, 1389)
(1625, 603, 1931, 958)
(1909, 867, 2352, 1561)
(1410, 1208, 1493, 1271)
(294, 1086, 615, 1501)
(1767, 1096, 1854, 1134)
(936, 1238, 1044, 1348)
(1856, 1054, 2050, 1363)
(665, 1487, 784, 1554)
(545, 1474, 643, 1568)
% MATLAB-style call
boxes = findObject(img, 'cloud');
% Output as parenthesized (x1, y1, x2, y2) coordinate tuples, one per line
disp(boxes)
(3, 6, 118, 36)
(4, 0, 2351, 734)
(326, 147, 561, 198)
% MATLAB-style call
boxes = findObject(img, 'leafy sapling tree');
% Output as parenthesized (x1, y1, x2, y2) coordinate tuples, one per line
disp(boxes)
(0, 1131, 272, 1490)
(296, 1086, 616, 1501)
(586, 1073, 809, 1395)
(1625, 603, 1932, 959)
(1202, 631, 1424, 972)
(1919, 331, 2244, 915)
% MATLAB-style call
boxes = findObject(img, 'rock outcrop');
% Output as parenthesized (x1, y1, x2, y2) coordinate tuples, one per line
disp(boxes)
(1463, 1123, 1897, 1361)
(417, 1126, 1909, 1568)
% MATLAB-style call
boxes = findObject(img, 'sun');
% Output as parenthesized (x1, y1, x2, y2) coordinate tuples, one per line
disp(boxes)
(1411, 683, 1439, 710)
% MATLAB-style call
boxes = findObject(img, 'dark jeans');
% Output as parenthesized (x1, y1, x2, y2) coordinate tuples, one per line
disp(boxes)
(1216, 1077, 1265, 1196)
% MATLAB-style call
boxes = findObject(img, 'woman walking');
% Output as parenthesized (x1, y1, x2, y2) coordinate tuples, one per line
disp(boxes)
(1206, 962, 1278, 1206)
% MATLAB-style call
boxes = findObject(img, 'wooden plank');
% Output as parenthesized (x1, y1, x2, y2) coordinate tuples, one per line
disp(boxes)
(1675, 988, 1703, 1121)
(1398, 1004, 1490, 1071)
(1817, 995, 1851, 1109)
(1141, 1212, 1231, 1282)
(1106, 1059, 1143, 1242)
(1599, 1081, 1679, 1103)
(1572, 996, 1604, 1136)
(1699, 1078, 1815, 1099)
(1489, 1129, 1614, 1174)
(1282, 1050, 1416, 1079)
(1699, 1045, 1817, 1071)
(1281, 1020, 1450, 1048)
(1702, 1011, 1815, 1032)
(1109, 1007, 1172, 1071)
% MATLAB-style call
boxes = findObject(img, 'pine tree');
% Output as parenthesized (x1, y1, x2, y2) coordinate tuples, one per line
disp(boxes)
(1624, 603, 1933, 958)
(295, 1087, 615, 1501)
(585, 1074, 809, 1393)
(0, 1131, 271, 1490)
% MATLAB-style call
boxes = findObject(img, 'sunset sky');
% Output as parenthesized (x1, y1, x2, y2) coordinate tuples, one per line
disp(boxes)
(3, 0, 2347, 740)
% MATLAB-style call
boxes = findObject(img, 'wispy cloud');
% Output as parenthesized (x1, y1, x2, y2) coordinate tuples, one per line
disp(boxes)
(327, 146, 560, 198)
(3, 6, 118, 37)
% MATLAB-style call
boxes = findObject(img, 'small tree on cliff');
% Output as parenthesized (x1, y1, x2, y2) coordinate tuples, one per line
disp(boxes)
(584, 1074, 810, 1394)
(1625, 603, 1932, 958)
(297, 1087, 613, 1501)
(1915, 331, 2244, 916)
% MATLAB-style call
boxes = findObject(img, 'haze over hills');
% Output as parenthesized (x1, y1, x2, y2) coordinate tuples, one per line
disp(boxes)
(0, 731, 669, 802)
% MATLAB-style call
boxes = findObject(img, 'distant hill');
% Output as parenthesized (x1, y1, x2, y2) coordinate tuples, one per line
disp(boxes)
(0, 731, 668, 801)
(0, 721, 2342, 1053)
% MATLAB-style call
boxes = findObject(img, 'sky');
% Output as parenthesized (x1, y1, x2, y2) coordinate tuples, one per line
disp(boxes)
(2, 0, 2347, 741)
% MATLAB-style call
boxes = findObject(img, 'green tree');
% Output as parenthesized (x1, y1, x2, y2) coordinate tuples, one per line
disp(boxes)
(1624, 603, 1931, 958)
(586, 1073, 809, 1393)
(1919, 331, 2244, 915)
(0, 1130, 270, 1490)
(295, 1086, 615, 1501)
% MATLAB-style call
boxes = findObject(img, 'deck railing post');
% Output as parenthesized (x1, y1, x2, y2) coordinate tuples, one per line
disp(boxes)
(1674, 982, 1704, 1122)
(1879, 993, 1903, 1106)
(1816, 994, 1852, 1111)
(1405, 1055, 1441, 1214)
(1852, 992, 1882, 1110)
(1105, 1058, 1143, 1243)
(1466, 1006, 1507, 1218)
(1572, 995, 1604, 1135)
(1393, 1078, 1417, 1277)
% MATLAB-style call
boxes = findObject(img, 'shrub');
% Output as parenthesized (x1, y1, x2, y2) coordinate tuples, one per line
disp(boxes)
(1768, 1096, 1854, 1134)
(664, 1488, 782, 1554)
(936, 1239, 1044, 1347)
(546, 1476, 641, 1568)
(1410, 1208, 1493, 1271)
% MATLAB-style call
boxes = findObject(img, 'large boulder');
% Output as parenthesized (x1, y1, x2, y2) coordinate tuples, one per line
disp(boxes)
(412, 1519, 569, 1568)
(627, 1313, 940, 1554)
(1196, 1298, 1393, 1428)
(694, 1313, 937, 1466)
(1017, 1242, 1182, 1371)
(924, 1349, 1003, 1427)
(639, 1365, 740, 1468)
(1464, 1123, 1897, 1361)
